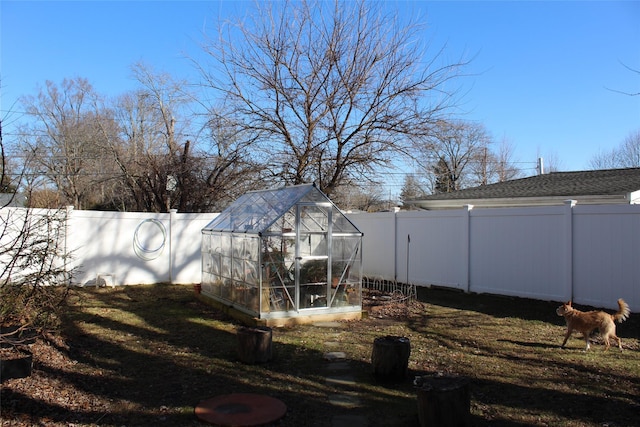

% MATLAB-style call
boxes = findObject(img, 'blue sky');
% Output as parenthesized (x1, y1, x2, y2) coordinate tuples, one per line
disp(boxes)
(1, 1, 639, 177)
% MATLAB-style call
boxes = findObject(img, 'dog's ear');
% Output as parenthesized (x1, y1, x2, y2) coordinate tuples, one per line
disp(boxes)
(566, 301, 572, 306)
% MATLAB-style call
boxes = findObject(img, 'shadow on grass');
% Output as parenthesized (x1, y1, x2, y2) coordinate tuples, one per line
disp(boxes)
(404, 286, 640, 426)
(497, 339, 560, 349)
(416, 286, 640, 341)
(3, 284, 639, 427)
(469, 376, 640, 427)
(4, 284, 418, 426)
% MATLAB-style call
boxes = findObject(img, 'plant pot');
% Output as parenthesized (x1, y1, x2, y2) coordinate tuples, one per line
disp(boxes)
(194, 284, 202, 294)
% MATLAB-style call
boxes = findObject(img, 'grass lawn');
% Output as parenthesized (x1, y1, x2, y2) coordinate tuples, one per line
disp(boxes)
(1, 284, 638, 426)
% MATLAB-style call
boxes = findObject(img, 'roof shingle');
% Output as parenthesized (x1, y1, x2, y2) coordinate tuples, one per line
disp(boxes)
(418, 168, 640, 201)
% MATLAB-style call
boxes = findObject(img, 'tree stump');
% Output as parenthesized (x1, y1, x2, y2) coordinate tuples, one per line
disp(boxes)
(237, 326, 272, 364)
(371, 335, 411, 382)
(414, 374, 470, 427)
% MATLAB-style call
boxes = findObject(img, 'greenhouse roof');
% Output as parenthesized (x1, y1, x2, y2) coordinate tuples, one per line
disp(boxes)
(202, 183, 361, 235)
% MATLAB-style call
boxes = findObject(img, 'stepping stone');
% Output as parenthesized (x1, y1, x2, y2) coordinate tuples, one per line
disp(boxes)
(323, 351, 346, 361)
(325, 374, 356, 386)
(328, 393, 362, 408)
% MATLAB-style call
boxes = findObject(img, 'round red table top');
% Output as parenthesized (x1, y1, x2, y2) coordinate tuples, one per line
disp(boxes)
(194, 393, 287, 426)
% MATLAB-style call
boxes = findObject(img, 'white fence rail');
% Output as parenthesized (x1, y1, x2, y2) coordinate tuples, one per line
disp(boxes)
(2, 203, 638, 311)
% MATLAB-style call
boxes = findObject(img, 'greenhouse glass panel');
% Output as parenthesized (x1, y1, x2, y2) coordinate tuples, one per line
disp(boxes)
(201, 184, 362, 324)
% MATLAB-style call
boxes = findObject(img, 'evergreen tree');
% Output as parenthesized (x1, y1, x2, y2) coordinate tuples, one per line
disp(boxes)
(433, 158, 455, 193)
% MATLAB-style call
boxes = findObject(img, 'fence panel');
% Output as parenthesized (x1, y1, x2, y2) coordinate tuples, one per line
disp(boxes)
(468, 206, 568, 301)
(170, 212, 218, 284)
(347, 212, 396, 280)
(68, 210, 171, 286)
(396, 209, 469, 289)
(572, 205, 640, 310)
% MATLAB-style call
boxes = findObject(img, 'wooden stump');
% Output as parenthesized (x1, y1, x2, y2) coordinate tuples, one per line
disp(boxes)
(371, 335, 411, 382)
(415, 374, 470, 427)
(237, 326, 272, 364)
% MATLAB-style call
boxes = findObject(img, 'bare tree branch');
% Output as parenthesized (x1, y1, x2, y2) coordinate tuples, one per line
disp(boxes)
(196, 0, 469, 196)
(605, 61, 640, 96)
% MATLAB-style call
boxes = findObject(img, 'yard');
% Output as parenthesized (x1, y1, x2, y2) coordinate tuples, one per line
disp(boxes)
(1, 284, 638, 426)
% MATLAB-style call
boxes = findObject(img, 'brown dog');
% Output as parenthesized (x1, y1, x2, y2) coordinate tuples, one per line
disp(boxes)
(556, 299, 630, 350)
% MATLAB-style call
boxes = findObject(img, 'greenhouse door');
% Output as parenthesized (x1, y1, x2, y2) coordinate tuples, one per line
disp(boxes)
(296, 203, 332, 310)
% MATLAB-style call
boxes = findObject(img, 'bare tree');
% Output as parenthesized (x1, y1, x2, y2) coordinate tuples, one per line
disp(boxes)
(606, 63, 640, 97)
(590, 129, 640, 169)
(400, 173, 428, 207)
(14, 64, 262, 212)
(114, 63, 194, 212)
(1, 119, 15, 196)
(493, 137, 523, 181)
(197, 0, 468, 196)
(332, 182, 386, 212)
(198, 113, 266, 210)
(536, 149, 562, 173)
(423, 120, 492, 193)
(17, 78, 115, 209)
(105, 63, 262, 212)
(468, 136, 522, 185)
(1, 111, 74, 346)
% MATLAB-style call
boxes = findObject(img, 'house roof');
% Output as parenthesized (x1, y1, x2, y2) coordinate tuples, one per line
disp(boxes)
(409, 168, 640, 210)
(1, 193, 26, 207)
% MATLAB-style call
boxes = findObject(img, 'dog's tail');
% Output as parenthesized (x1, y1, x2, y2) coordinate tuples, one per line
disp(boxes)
(613, 299, 630, 323)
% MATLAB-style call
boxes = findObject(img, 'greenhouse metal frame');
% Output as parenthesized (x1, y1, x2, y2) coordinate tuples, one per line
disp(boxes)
(201, 184, 363, 322)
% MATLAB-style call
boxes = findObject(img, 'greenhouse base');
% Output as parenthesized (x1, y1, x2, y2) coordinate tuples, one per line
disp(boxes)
(195, 293, 365, 327)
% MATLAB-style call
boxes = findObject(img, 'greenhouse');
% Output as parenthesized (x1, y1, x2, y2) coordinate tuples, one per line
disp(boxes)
(201, 184, 363, 325)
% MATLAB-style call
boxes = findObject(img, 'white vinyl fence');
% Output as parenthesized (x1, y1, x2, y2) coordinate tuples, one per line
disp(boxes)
(347, 202, 640, 311)
(1, 207, 215, 287)
(2, 202, 638, 311)
(66, 209, 216, 286)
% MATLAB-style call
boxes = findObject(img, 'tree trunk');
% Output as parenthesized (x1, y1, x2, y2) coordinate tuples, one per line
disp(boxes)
(237, 326, 272, 364)
(415, 374, 470, 427)
(371, 335, 410, 382)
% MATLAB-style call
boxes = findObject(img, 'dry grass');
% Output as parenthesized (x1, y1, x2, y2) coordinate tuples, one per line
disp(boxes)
(1, 284, 639, 426)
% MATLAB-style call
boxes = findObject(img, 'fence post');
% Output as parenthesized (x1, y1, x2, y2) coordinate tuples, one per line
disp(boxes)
(65, 206, 74, 284)
(394, 212, 399, 283)
(169, 209, 178, 284)
(463, 205, 473, 293)
(564, 200, 576, 301)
